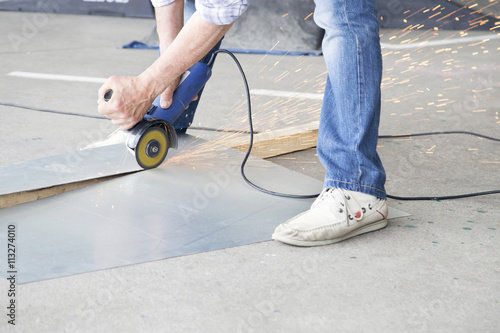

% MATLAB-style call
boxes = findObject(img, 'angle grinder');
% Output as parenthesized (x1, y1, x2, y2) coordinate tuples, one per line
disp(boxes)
(104, 61, 212, 169)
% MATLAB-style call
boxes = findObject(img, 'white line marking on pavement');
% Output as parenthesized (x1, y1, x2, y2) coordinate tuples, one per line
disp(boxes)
(250, 89, 323, 100)
(381, 33, 500, 50)
(6, 72, 325, 101)
(7, 71, 107, 83)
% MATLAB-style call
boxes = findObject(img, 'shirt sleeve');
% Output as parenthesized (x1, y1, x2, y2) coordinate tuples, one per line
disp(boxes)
(195, 0, 249, 25)
(150, 0, 176, 8)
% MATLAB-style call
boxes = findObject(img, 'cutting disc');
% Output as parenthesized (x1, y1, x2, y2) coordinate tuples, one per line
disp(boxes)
(134, 126, 169, 169)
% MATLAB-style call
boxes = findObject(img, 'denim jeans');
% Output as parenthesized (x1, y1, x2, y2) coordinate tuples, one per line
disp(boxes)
(165, 0, 386, 198)
(314, 0, 386, 198)
(156, 0, 222, 133)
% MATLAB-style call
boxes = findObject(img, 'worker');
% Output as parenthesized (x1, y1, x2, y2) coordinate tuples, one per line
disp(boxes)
(97, 0, 388, 247)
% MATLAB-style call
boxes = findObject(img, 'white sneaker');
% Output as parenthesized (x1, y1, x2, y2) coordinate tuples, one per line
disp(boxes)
(272, 188, 388, 246)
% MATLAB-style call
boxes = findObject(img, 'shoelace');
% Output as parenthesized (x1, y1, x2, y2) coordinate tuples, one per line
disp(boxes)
(313, 188, 366, 226)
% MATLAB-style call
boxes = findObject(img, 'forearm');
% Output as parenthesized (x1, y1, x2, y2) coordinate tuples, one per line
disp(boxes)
(155, 0, 184, 53)
(98, 1, 241, 129)
(139, 12, 232, 99)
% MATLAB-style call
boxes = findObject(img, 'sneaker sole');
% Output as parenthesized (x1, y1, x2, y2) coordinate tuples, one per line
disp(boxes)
(272, 219, 388, 247)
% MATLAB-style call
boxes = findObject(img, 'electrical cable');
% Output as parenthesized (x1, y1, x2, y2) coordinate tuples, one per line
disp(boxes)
(210, 51, 310, 197)
(211, 49, 319, 199)
(0, 101, 254, 133)
(2, 51, 499, 200)
(379, 131, 500, 142)
(385, 190, 500, 201)
(0, 102, 107, 120)
(213, 49, 500, 201)
(189, 126, 257, 134)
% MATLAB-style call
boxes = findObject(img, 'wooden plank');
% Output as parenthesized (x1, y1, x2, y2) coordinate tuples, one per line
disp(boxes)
(0, 176, 121, 210)
(222, 120, 319, 158)
(0, 122, 319, 209)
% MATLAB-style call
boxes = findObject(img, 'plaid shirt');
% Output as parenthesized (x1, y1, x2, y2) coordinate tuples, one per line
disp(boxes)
(150, 0, 248, 25)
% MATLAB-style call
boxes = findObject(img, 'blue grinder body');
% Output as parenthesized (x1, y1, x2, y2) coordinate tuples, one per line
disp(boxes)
(145, 61, 212, 124)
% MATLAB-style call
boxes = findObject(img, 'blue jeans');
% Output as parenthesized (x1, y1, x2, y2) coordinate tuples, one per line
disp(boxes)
(314, 0, 386, 198)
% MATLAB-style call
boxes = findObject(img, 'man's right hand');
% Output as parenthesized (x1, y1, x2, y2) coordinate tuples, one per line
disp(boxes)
(159, 77, 180, 109)
(159, 76, 198, 109)
(97, 75, 155, 130)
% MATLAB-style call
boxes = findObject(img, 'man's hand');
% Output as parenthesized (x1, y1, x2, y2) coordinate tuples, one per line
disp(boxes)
(159, 77, 180, 109)
(159, 76, 198, 109)
(97, 75, 154, 130)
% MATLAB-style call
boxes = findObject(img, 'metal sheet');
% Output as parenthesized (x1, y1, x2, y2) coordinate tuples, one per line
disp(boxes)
(0, 143, 141, 196)
(0, 136, 409, 284)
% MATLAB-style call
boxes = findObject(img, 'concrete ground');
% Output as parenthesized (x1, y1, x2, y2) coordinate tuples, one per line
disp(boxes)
(0, 11, 499, 332)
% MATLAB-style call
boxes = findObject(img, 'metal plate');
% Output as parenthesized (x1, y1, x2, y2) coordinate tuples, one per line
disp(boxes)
(0, 136, 409, 284)
(0, 143, 140, 196)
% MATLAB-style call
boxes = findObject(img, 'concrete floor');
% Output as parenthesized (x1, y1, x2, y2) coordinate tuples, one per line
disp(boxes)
(0, 11, 499, 332)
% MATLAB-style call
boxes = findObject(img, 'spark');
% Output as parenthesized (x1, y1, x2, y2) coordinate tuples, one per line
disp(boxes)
(436, 6, 467, 22)
(269, 41, 280, 52)
(428, 12, 442, 20)
(472, 88, 493, 93)
(405, 7, 426, 20)
(258, 55, 268, 63)
(468, 39, 490, 47)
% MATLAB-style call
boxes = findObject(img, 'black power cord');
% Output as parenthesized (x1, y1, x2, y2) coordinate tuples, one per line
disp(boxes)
(211, 49, 500, 201)
(210, 49, 319, 199)
(379, 131, 500, 142)
(0, 102, 108, 120)
(3, 51, 499, 200)
(0, 101, 257, 134)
